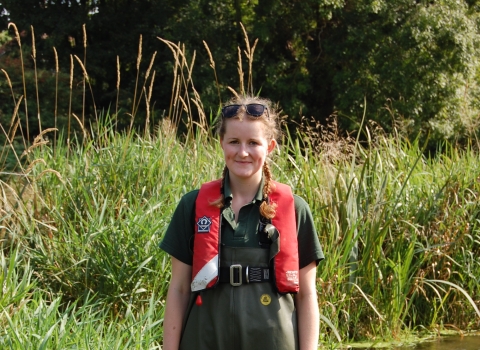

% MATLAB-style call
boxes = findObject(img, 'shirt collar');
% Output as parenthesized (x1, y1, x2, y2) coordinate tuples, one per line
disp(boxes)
(223, 171, 265, 204)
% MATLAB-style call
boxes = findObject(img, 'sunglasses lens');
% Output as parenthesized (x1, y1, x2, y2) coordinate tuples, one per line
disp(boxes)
(245, 104, 266, 117)
(222, 105, 241, 118)
(221, 104, 268, 118)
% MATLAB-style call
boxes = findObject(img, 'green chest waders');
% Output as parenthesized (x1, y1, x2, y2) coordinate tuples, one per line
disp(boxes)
(179, 246, 298, 350)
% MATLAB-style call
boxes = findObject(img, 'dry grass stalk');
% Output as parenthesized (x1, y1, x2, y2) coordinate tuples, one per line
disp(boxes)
(69, 55, 74, 90)
(191, 87, 206, 125)
(145, 70, 156, 134)
(137, 35, 143, 71)
(35, 169, 65, 184)
(2, 100, 22, 162)
(83, 24, 87, 49)
(1, 69, 14, 95)
(1, 70, 15, 121)
(239, 23, 258, 96)
(9, 118, 20, 145)
(10, 97, 24, 143)
(73, 55, 98, 126)
(187, 49, 195, 83)
(168, 42, 195, 125)
(131, 35, 143, 122)
(190, 97, 208, 135)
(8, 22, 21, 45)
(240, 23, 250, 55)
(247, 39, 258, 94)
(21, 141, 49, 158)
(174, 70, 185, 123)
(31, 26, 42, 134)
(170, 58, 180, 120)
(178, 95, 188, 114)
(116, 55, 120, 127)
(82, 24, 87, 126)
(182, 48, 196, 122)
(145, 51, 157, 81)
(116, 56, 121, 90)
(203, 41, 215, 69)
(0, 111, 17, 167)
(74, 55, 89, 81)
(159, 37, 206, 129)
(33, 128, 58, 145)
(31, 26, 36, 59)
(68, 55, 74, 156)
(133, 51, 158, 118)
(147, 72, 155, 104)
(72, 113, 87, 139)
(0, 70, 19, 149)
(0, 117, 22, 171)
(25, 159, 47, 174)
(203, 40, 222, 105)
(8, 22, 29, 143)
(237, 47, 244, 95)
(53, 47, 59, 151)
(227, 87, 240, 99)
(173, 74, 181, 126)
(144, 88, 150, 130)
(158, 38, 181, 121)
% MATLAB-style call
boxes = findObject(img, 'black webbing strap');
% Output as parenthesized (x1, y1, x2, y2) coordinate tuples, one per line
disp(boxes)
(219, 266, 271, 285)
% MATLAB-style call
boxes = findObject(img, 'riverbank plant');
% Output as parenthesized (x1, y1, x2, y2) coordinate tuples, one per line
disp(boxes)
(0, 24, 479, 348)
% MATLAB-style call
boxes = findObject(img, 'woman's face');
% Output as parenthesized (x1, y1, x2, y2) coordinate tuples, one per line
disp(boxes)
(220, 118, 276, 183)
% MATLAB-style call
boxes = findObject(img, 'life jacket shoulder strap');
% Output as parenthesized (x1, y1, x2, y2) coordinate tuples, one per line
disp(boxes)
(191, 180, 222, 292)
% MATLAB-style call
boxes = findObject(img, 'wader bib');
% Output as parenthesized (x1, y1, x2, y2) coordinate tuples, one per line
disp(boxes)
(180, 246, 298, 350)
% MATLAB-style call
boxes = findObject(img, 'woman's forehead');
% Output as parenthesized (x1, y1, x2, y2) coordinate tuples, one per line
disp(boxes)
(223, 118, 271, 137)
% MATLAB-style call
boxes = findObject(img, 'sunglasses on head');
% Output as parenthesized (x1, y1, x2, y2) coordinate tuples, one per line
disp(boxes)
(221, 103, 269, 119)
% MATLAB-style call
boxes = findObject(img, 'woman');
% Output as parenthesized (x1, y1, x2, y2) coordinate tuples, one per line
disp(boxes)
(160, 95, 324, 350)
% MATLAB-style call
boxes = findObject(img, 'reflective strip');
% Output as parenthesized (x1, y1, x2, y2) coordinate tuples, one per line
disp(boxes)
(191, 254, 219, 291)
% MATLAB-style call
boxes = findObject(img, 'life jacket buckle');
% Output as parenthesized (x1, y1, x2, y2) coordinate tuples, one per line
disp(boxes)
(230, 264, 242, 286)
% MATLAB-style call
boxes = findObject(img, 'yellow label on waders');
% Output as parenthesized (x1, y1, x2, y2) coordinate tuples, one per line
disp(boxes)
(260, 294, 271, 306)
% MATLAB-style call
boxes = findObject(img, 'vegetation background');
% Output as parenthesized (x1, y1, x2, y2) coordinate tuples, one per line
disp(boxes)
(0, 0, 480, 348)
(2, 0, 480, 146)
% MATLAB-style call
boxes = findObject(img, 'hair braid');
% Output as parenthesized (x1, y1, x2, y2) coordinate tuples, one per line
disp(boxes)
(211, 165, 228, 208)
(259, 162, 277, 219)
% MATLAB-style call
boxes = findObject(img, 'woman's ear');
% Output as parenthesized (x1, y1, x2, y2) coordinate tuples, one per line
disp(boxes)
(267, 139, 277, 154)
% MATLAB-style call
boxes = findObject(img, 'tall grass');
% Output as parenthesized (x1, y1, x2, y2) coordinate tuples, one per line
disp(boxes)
(0, 24, 479, 348)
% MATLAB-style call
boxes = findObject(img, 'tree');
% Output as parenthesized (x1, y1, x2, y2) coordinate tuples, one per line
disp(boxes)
(323, 0, 480, 141)
(1, 0, 480, 143)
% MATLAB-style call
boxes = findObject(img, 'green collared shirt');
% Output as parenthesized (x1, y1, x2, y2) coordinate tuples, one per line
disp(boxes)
(220, 173, 265, 246)
(160, 177, 324, 269)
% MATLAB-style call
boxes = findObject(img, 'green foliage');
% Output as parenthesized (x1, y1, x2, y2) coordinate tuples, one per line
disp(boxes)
(0, 292, 165, 349)
(324, 1, 480, 139)
(2, 1, 480, 142)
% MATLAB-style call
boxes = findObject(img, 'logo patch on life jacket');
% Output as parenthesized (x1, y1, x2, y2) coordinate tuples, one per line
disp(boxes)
(260, 294, 271, 306)
(197, 216, 212, 233)
(286, 271, 299, 284)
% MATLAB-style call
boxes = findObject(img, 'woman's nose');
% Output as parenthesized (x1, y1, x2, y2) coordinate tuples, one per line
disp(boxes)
(239, 144, 248, 156)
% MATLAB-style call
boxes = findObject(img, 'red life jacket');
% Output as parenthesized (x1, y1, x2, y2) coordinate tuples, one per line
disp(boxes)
(191, 179, 299, 294)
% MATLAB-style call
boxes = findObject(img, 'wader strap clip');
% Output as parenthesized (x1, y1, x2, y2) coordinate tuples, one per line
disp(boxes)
(220, 265, 271, 286)
(230, 264, 242, 286)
